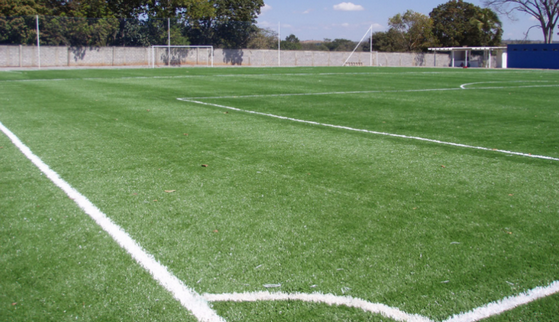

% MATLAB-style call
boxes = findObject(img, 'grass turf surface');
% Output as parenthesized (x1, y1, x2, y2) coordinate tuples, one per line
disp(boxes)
(1, 66, 558, 321)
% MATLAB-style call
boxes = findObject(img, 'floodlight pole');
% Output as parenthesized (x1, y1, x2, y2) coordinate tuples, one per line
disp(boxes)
(36, 15, 41, 68)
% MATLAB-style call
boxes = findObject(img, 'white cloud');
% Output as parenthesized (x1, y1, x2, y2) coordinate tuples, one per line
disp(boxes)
(333, 2, 365, 11)
(302, 9, 313, 14)
(341, 23, 350, 27)
(261, 4, 272, 14)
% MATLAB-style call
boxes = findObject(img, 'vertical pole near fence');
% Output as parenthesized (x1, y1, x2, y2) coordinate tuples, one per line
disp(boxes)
(370, 24, 373, 67)
(278, 22, 281, 67)
(167, 18, 171, 67)
(36, 15, 41, 68)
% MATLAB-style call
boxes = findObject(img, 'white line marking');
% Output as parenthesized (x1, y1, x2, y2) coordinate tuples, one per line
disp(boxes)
(177, 98, 559, 162)
(459, 80, 556, 89)
(203, 292, 433, 322)
(0, 121, 224, 322)
(443, 280, 559, 322)
(204, 280, 559, 322)
(182, 83, 559, 100)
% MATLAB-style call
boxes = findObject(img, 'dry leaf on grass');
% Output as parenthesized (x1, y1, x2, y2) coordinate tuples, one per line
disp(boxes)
(202, 164, 208, 167)
(165, 190, 176, 193)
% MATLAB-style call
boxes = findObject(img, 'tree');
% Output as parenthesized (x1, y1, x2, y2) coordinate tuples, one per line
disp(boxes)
(430, 0, 502, 47)
(281, 33, 301, 50)
(188, 0, 264, 48)
(247, 26, 277, 49)
(322, 38, 356, 51)
(387, 10, 438, 52)
(484, 0, 559, 43)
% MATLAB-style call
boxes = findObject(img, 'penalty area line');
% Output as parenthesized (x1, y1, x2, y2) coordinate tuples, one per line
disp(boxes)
(0, 121, 224, 322)
(203, 292, 432, 322)
(203, 280, 559, 322)
(177, 98, 559, 162)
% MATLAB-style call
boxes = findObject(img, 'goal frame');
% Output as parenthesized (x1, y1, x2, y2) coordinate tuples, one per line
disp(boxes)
(151, 45, 214, 68)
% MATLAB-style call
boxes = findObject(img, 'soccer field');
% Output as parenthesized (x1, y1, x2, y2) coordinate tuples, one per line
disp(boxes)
(1, 66, 558, 321)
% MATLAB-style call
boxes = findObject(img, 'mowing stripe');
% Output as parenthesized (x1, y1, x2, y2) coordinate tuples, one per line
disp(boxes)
(203, 292, 432, 322)
(0, 121, 224, 322)
(443, 280, 559, 322)
(177, 98, 559, 162)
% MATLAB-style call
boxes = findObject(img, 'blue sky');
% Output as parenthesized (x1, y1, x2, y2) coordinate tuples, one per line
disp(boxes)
(257, 0, 545, 42)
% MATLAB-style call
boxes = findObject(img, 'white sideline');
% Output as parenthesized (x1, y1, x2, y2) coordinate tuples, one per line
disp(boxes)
(0, 121, 224, 322)
(177, 98, 559, 162)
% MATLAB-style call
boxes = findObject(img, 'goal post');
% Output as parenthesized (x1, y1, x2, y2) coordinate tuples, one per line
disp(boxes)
(343, 25, 374, 67)
(151, 45, 214, 68)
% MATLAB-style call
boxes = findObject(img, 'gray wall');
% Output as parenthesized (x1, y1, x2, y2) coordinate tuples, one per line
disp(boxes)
(3, 45, 503, 69)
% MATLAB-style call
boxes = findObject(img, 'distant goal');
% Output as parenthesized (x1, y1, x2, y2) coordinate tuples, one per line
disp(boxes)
(151, 45, 214, 68)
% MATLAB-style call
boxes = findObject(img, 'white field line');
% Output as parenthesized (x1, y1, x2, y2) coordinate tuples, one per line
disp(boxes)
(459, 80, 556, 89)
(183, 83, 559, 100)
(203, 292, 433, 322)
(443, 280, 559, 322)
(0, 121, 224, 322)
(205, 280, 559, 322)
(177, 98, 559, 162)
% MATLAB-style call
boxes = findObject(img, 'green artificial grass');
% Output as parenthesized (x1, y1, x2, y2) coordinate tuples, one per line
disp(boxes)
(1, 66, 558, 321)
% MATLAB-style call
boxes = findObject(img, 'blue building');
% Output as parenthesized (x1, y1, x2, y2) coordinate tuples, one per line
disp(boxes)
(507, 44, 559, 69)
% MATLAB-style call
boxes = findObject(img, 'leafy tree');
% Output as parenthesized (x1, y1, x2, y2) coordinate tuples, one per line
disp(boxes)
(188, 0, 263, 48)
(388, 10, 438, 52)
(247, 27, 277, 49)
(280, 33, 301, 50)
(0, 0, 51, 44)
(484, 0, 559, 43)
(322, 38, 356, 51)
(430, 0, 502, 46)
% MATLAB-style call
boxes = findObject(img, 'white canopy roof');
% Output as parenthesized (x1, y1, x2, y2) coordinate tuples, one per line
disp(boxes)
(428, 46, 506, 51)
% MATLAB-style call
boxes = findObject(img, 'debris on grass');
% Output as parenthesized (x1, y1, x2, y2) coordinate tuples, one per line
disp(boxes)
(264, 284, 281, 288)
(202, 164, 208, 167)
(164, 190, 176, 193)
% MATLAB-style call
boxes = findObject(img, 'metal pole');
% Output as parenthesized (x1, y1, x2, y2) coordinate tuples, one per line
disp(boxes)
(278, 22, 281, 67)
(167, 18, 171, 67)
(370, 25, 373, 66)
(36, 15, 41, 68)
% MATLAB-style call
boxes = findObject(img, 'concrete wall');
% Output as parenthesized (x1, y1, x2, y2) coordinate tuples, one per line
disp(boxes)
(1, 45, 470, 69)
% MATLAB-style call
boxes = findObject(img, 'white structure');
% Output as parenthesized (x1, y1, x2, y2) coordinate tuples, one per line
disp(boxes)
(151, 45, 214, 67)
(428, 46, 507, 68)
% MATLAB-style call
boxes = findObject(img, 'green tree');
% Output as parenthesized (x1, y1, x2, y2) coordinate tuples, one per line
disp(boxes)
(430, 0, 502, 47)
(323, 38, 356, 51)
(388, 10, 438, 52)
(0, 0, 51, 44)
(484, 0, 558, 43)
(247, 27, 277, 49)
(280, 33, 301, 50)
(188, 0, 263, 48)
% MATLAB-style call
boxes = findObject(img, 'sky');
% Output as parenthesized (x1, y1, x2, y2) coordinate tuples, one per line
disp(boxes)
(257, 0, 545, 42)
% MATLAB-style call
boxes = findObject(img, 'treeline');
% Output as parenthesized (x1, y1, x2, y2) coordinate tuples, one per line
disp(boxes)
(255, 0, 503, 53)
(0, 0, 264, 47)
(1, 0, 506, 50)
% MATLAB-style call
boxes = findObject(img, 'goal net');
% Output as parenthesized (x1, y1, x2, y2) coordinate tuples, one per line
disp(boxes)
(151, 45, 214, 67)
